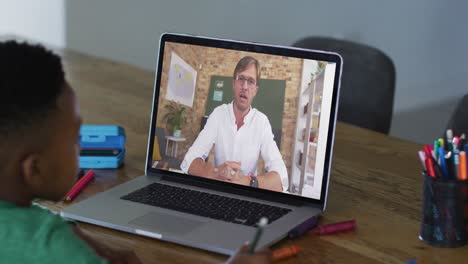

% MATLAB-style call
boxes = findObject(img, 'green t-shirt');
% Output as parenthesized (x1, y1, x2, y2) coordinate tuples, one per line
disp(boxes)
(0, 200, 107, 264)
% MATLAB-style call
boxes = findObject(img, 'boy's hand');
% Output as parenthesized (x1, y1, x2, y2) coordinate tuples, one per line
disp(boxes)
(225, 243, 272, 264)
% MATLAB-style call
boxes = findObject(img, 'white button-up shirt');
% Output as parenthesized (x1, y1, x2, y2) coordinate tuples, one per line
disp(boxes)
(181, 102, 288, 190)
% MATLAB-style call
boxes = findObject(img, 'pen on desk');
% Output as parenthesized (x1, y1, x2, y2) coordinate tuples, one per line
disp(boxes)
(248, 217, 268, 254)
(272, 245, 301, 263)
(65, 169, 96, 202)
(312, 219, 356, 235)
(288, 215, 319, 238)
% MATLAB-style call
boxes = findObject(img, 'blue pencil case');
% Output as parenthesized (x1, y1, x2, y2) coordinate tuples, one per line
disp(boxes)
(79, 125, 126, 169)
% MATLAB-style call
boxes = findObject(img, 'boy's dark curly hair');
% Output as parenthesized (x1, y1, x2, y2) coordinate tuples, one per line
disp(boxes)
(0, 41, 65, 139)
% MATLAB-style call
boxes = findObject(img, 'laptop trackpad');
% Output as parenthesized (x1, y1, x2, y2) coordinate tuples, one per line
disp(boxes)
(129, 211, 205, 235)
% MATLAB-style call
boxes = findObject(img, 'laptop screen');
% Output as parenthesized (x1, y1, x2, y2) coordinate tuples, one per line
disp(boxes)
(147, 34, 341, 203)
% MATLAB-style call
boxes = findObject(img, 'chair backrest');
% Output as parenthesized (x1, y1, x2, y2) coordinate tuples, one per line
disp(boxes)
(293, 37, 396, 134)
(446, 94, 468, 136)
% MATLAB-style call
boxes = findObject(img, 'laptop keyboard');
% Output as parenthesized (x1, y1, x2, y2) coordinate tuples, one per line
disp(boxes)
(120, 182, 291, 227)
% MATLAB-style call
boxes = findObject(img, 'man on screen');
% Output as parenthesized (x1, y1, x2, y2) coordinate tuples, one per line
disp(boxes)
(181, 56, 288, 192)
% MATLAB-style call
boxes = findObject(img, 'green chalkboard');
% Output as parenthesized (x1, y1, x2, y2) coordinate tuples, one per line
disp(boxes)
(205, 75, 286, 149)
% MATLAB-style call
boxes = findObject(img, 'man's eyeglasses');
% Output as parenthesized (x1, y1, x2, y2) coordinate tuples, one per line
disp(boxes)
(235, 75, 257, 88)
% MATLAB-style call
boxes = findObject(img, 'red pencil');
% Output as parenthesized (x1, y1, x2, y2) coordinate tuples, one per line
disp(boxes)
(312, 219, 356, 235)
(64, 169, 96, 201)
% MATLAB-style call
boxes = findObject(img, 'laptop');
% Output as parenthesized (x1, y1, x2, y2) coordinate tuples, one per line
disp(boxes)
(61, 33, 342, 255)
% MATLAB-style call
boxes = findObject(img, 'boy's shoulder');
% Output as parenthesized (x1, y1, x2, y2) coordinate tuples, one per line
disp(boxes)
(0, 200, 68, 237)
(0, 200, 106, 264)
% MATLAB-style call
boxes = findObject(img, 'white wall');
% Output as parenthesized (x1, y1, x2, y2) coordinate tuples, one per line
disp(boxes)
(2, 0, 467, 143)
(0, 0, 65, 47)
(64, 0, 468, 143)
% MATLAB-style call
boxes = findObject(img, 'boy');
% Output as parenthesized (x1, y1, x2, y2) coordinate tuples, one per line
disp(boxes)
(0, 41, 271, 264)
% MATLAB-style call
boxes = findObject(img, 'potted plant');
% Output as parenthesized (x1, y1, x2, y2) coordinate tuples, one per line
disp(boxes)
(162, 101, 187, 138)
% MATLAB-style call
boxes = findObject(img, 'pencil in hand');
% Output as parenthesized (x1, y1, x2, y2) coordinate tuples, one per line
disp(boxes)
(248, 217, 268, 254)
(64, 169, 96, 202)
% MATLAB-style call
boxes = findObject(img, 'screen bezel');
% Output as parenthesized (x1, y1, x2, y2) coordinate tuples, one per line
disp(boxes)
(145, 33, 342, 209)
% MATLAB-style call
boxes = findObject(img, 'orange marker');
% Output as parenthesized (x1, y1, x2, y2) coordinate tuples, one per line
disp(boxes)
(272, 245, 301, 263)
(459, 151, 467, 180)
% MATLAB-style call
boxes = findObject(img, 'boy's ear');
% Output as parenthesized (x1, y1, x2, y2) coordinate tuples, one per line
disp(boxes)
(21, 153, 43, 193)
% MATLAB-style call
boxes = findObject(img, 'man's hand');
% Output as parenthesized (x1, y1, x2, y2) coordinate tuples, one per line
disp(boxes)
(215, 161, 244, 180)
(225, 243, 272, 264)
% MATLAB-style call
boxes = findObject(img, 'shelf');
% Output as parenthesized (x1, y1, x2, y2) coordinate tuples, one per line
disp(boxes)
(302, 112, 320, 118)
(302, 85, 311, 96)
(296, 163, 302, 170)
(302, 101, 319, 117)
(299, 127, 318, 143)
(297, 138, 317, 147)
(297, 162, 315, 176)
(292, 69, 325, 194)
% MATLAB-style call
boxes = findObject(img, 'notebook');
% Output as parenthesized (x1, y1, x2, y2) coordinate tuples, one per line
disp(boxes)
(61, 33, 342, 255)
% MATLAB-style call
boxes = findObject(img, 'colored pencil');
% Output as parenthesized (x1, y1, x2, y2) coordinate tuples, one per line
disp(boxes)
(64, 169, 96, 201)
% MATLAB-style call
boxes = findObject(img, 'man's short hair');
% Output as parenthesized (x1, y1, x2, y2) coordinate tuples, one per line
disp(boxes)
(233, 56, 260, 82)
(0, 41, 65, 140)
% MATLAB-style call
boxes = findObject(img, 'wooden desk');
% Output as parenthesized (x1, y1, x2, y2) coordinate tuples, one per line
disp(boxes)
(39, 49, 468, 264)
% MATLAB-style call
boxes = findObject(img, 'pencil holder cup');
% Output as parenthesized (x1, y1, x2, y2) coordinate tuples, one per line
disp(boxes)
(419, 173, 468, 247)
